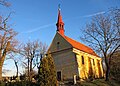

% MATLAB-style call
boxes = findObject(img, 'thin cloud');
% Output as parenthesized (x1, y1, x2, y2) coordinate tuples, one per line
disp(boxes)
(21, 11, 105, 34)
(21, 23, 55, 34)
(65, 11, 105, 21)
(83, 11, 105, 17)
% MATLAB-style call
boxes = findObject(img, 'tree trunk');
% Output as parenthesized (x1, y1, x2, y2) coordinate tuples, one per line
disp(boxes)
(105, 65, 110, 81)
(105, 56, 110, 81)
(0, 58, 5, 81)
(0, 64, 2, 81)
(15, 61, 18, 78)
(0, 55, 6, 81)
(28, 58, 30, 81)
(30, 58, 33, 81)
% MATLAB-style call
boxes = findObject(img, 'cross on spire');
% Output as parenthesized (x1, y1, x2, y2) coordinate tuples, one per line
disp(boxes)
(58, 4, 60, 10)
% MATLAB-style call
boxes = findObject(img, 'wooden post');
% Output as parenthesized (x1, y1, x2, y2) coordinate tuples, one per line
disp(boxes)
(73, 75, 76, 84)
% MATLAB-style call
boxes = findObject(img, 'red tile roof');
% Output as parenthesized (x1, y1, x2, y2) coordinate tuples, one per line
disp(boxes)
(63, 35, 98, 57)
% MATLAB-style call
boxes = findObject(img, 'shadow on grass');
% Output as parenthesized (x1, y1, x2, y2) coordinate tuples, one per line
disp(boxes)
(75, 79, 120, 86)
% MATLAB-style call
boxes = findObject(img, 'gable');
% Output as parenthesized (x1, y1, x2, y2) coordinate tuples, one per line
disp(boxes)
(48, 32, 98, 57)
(48, 32, 72, 53)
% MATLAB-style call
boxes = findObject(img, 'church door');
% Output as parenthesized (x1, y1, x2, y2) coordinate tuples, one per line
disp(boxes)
(57, 71, 61, 81)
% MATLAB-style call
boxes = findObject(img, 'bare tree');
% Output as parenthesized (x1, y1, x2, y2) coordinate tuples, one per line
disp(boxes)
(20, 40, 47, 82)
(0, 16, 18, 81)
(81, 8, 120, 81)
(0, 0, 11, 7)
(7, 53, 19, 78)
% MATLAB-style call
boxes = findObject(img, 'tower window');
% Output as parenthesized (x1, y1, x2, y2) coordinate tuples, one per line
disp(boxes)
(60, 24, 61, 28)
(62, 25, 63, 28)
(82, 56, 84, 64)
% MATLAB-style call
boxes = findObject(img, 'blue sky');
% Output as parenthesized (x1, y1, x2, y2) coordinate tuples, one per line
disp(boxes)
(1, 0, 120, 76)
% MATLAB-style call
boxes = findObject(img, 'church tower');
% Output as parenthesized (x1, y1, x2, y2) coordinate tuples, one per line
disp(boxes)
(56, 6, 65, 36)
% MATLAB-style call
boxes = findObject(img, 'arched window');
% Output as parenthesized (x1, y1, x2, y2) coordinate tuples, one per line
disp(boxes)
(62, 25, 63, 28)
(60, 24, 61, 28)
(82, 56, 84, 64)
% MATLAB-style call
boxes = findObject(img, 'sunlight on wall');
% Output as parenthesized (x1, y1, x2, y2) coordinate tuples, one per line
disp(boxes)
(74, 48, 103, 80)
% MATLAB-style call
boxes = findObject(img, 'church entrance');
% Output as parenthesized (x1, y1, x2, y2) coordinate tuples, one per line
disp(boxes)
(57, 71, 61, 81)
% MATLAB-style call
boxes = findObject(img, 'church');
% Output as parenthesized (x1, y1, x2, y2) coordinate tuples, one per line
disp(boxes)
(47, 8, 103, 81)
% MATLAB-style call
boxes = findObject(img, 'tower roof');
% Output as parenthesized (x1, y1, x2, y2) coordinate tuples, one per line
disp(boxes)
(56, 6, 65, 35)
(57, 8, 64, 24)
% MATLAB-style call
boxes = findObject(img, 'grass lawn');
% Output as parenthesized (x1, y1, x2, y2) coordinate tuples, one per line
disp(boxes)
(0, 79, 120, 86)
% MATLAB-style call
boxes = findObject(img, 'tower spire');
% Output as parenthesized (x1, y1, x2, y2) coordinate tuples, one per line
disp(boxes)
(56, 4, 65, 36)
